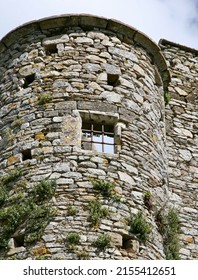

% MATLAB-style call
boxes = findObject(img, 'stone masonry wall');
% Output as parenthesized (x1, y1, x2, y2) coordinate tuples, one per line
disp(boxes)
(161, 40, 198, 259)
(0, 15, 197, 260)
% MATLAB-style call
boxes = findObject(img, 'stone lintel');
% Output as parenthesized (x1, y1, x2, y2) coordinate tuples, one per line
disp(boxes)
(77, 101, 117, 113)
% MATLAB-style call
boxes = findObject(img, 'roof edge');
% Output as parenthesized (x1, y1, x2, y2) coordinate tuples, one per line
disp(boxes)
(159, 39, 198, 54)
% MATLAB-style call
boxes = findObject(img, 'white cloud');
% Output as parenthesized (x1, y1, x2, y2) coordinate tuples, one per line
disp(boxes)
(0, 0, 197, 48)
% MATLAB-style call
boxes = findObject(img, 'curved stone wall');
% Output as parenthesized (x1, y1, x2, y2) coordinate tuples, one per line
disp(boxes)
(0, 15, 169, 259)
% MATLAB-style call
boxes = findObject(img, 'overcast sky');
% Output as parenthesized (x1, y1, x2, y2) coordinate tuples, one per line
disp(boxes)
(1, 0, 198, 49)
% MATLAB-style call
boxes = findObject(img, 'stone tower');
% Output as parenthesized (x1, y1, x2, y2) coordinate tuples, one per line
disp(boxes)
(0, 15, 197, 260)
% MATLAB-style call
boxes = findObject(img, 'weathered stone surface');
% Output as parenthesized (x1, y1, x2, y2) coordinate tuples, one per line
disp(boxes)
(118, 172, 135, 185)
(133, 64, 145, 77)
(74, 37, 93, 45)
(0, 15, 197, 261)
(19, 65, 33, 77)
(100, 91, 121, 103)
(43, 34, 69, 45)
(60, 111, 81, 146)
(108, 47, 138, 62)
(84, 63, 101, 72)
(7, 155, 21, 166)
(103, 63, 121, 75)
(179, 149, 192, 161)
(55, 101, 76, 110)
(175, 87, 188, 96)
(108, 233, 122, 247)
(53, 162, 70, 173)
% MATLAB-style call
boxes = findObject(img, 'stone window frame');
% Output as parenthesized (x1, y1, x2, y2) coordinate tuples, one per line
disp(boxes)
(79, 110, 126, 154)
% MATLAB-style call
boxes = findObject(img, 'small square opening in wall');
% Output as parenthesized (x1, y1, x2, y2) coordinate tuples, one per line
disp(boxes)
(107, 73, 120, 86)
(23, 74, 35, 88)
(81, 122, 115, 154)
(22, 149, 32, 161)
(45, 44, 58, 55)
(122, 235, 132, 250)
(13, 235, 25, 247)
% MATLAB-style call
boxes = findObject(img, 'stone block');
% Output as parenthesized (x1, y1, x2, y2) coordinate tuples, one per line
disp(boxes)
(100, 91, 121, 103)
(74, 37, 93, 45)
(179, 248, 191, 256)
(86, 168, 106, 176)
(55, 101, 76, 110)
(60, 111, 81, 146)
(178, 149, 192, 161)
(39, 16, 76, 30)
(118, 171, 135, 185)
(42, 34, 69, 46)
(19, 65, 33, 77)
(107, 19, 137, 39)
(35, 131, 46, 140)
(79, 15, 107, 30)
(133, 64, 145, 77)
(86, 54, 106, 63)
(87, 31, 109, 40)
(103, 63, 121, 75)
(7, 154, 22, 166)
(109, 47, 138, 63)
(121, 162, 138, 175)
(77, 101, 117, 113)
(84, 63, 101, 73)
(53, 117, 63, 123)
(175, 87, 188, 96)
(7, 246, 26, 256)
(0, 42, 6, 53)
(2, 22, 39, 47)
(53, 162, 70, 173)
(56, 178, 74, 185)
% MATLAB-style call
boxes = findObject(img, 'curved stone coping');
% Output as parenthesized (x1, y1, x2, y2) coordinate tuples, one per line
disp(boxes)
(0, 14, 170, 89)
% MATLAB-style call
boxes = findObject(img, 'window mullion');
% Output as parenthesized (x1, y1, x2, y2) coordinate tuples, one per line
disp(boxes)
(102, 124, 105, 153)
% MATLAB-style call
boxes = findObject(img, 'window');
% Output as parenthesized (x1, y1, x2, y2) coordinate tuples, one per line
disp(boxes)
(80, 111, 125, 154)
(81, 122, 115, 153)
